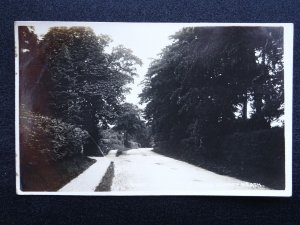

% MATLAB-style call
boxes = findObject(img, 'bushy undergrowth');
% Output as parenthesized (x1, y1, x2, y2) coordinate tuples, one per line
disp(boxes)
(217, 127, 285, 189)
(19, 109, 96, 191)
(101, 129, 125, 152)
(101, 129, 143, 153)
(155, 128, 285, 189)
(20, 109, 89, 165)
(21, 156, 96, 191)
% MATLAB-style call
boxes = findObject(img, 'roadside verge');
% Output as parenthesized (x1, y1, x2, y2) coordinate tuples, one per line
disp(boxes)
(58, 157, 111, 192)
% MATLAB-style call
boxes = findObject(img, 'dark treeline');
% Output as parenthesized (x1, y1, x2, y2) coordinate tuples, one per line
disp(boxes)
(19, 26, 149, 190)
(140, 27, 285, 189)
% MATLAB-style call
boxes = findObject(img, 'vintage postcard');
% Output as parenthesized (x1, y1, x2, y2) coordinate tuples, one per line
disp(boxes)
(15, 22, 293, 196)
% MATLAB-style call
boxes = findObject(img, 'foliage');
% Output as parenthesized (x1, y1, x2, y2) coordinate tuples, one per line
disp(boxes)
(18, 26, 38, 68)
(100, 129, 124, 152)
(21, 156, 95, 192)
(141, 26, 284, 153)
(217, 128, 285, 189)
(18, 26, 39, 111)
(114, 103, 152, 147)
(20, 26, 142, 156)
(20, 107, 89, 165)
(154, 128, 285, 189)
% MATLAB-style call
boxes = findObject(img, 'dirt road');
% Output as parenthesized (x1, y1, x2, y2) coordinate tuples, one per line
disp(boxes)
(107, 148, 266, 193)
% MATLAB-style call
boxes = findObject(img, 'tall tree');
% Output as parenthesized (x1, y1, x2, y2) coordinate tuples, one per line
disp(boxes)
(141, 26, 284, 154)
(18, 26, 39, 111)
(37, 27, 142, 155)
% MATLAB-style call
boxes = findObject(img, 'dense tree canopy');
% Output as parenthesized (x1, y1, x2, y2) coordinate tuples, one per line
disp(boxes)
(18, 26, 39, 109)
(140, 27, 284, 153)
(20, 26, 142, 155)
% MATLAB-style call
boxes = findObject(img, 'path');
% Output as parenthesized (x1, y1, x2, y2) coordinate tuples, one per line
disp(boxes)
(58, 157, 111, 192)
(107, 148, 267, 193)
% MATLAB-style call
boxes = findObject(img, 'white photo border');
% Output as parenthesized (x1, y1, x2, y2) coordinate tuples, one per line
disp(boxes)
(15, 22, 294, 196)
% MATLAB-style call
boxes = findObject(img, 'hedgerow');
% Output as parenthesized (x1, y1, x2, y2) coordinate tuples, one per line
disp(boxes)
(20, 108, 89, 165)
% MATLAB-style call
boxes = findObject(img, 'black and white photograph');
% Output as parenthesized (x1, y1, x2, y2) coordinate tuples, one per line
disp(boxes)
(15, 22, 293, 196)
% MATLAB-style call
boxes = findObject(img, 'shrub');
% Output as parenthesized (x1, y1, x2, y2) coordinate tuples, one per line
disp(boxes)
(217, 127, 285, 188)
(100, 129, 124, 152)
(20, 109, 89, 165)
(219, 128, 284, 167)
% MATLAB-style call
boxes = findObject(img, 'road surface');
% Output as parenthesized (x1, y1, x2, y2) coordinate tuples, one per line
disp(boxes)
(107, 148, 266, 193)
(58, 157, 111, 192)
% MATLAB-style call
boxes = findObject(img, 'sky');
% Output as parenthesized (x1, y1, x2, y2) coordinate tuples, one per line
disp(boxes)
(32, 22, 189, 108)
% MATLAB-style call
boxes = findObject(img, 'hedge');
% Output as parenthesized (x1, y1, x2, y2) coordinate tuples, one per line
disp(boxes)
(20, 109, 89, 165)
(217, 127, 285, 188)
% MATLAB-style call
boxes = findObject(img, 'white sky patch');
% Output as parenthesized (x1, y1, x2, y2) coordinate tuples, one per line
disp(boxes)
(33, 23, 189, 109)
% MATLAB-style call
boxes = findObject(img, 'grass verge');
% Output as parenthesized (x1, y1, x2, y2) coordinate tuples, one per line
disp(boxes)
(20, 156, 96, 191)
(95, 162, 115, 191)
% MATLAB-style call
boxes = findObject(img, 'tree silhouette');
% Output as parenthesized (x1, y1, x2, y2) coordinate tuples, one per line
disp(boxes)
(31, 27, 142, 155)
(141, 26, 284, 153)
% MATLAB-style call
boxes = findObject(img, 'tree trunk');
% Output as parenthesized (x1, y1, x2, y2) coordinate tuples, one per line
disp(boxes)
(82, 103, 103, 156)
(83, 128, 103, 156)
(124, 132, 131, 148)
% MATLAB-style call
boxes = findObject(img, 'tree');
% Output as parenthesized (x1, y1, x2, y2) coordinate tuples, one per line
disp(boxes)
(19, 26, 38, 72)
(250, 27, 284, 125)
(36, 27, 142, 155)
(18, 26, 39, 111)
(114, 103, 150, 148)
(141, 26, 284, 154)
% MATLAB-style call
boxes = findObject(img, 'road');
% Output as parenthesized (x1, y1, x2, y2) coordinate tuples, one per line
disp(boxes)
(58, 157, 111, 192)
(107, 148, 266, 193)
